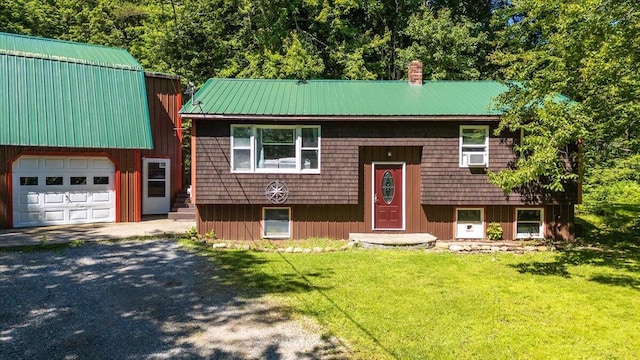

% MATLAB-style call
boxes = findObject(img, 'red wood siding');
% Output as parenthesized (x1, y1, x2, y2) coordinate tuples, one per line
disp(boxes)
(142, 74, 183, 201)
(197, 203, 573, 241)
(0, 146, 140, 229)
(545, 204, 574, 240)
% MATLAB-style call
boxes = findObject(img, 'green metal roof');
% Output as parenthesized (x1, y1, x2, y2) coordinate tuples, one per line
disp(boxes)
(180, 78, 509, 117)
(0, 32, 152, 149)
(0, 32, 142, 70)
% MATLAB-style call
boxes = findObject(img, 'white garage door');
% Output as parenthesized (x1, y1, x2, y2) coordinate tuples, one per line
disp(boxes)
(12, 155, 116, 228)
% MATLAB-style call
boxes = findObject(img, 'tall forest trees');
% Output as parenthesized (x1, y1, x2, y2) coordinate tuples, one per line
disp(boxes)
(2, 0, 639, 204)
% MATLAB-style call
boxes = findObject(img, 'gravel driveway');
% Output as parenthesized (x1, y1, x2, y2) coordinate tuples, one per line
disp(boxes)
(0, 240, 347, 359)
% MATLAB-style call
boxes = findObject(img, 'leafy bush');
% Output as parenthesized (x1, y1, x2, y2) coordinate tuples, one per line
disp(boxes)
(185, 226, 200, 240)
(486, 222, 503, 241)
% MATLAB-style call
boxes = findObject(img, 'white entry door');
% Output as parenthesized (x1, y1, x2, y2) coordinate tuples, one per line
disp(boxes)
(143, 158, 171, 215)
(12, 155, 116, 228)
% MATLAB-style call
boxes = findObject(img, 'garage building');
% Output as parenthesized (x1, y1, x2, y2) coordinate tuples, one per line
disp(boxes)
(0, 32, 183, 229)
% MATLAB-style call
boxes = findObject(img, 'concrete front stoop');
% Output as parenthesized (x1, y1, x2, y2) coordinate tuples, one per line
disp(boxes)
(349, 233, 437, 248)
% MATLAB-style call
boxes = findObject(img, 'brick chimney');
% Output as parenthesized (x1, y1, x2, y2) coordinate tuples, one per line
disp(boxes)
(408, 60, 423, 85)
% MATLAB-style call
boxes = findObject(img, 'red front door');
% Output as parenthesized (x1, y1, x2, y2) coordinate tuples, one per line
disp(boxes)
(374, 164, 404, 229)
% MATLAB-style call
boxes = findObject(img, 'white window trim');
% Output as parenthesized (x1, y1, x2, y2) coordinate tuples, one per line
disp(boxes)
(515, 208, 545, 239)
(455, 207, 485, 239)
(231, 125, 321, 174)
(371, 162, 406, 231)
(262, 207, 292, 239)
(459, 125, 489, 167)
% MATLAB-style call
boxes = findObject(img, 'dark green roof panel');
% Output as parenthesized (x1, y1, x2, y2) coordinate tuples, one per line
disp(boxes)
(181, 78, 509, 117)
(0, 32, 152, 149)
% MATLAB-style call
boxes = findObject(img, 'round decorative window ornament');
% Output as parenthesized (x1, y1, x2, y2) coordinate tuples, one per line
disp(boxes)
(265, 180, 289, 204)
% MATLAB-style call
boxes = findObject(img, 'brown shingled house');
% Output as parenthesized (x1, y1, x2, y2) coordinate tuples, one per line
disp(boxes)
(180, 63, 577, 241)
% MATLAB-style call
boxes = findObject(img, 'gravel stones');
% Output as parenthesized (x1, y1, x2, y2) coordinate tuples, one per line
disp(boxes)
(0, 240, 347, 359)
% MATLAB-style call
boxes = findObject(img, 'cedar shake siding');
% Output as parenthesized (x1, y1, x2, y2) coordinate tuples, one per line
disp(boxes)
(195, 120, 532, 205)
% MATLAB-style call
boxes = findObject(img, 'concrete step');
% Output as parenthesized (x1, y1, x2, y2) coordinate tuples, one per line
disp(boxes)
(349, 233, 437, 248)
(168, 212, 195, 221)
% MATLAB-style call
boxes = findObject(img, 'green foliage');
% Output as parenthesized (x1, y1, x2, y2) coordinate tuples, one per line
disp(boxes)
(204, 229, 217, 240)
(489, 0, 640, 192)
(581, 155, 640, 232)
(185, 226, 199, 240)
(397, 7, 489, 80)
(237, 33, 324, 79)
(486, 222, 503, 240)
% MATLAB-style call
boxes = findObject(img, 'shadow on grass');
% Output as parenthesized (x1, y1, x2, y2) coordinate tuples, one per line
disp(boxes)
(198, 247, 333, 296)
(0, 239, 347, 359)
(512, 215, 640, 291)
(198, 245, 400, 359)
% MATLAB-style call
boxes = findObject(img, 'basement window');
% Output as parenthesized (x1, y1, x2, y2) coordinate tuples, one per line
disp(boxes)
(516, 208, 544, 239)
(263, 208, 291, 239)
(231, 125, 320, 173)
(456, 208, 484, 239)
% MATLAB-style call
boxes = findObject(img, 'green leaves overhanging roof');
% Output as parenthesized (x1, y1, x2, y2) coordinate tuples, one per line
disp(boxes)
(180, 78, 509, 118)
(0, 32, 152, 149)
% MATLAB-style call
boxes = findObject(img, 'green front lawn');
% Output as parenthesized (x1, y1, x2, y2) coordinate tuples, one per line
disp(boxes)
(189, 240, 640, 359)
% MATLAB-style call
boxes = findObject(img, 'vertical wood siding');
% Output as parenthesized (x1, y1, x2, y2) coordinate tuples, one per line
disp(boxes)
(142, 74, 183, 202)
(197, 203, 574, 241)
(0, 146, 139, 228)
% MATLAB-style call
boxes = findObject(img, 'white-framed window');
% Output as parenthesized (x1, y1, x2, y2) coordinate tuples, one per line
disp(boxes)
(459, 125, 489, 167)
(231, 125, 320, 173)
(263, 207, 291, 238)
(456, 208, 484, 239)
(515, 208, 544, 239)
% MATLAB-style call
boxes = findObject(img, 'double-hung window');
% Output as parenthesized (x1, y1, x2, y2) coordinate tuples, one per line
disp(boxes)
(460, 125, 489, 167)
(515, 208, 544, 239)
(231, 125, 320, 173)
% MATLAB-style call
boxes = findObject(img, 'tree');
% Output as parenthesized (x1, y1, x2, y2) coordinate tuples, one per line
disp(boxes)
(397, 7, 489, 80)
(488, 0, 640, 193)
(0, 0, 65, 37)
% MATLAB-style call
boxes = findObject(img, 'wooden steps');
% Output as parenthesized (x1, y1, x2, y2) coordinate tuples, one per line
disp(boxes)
(168, 190, 195, 221)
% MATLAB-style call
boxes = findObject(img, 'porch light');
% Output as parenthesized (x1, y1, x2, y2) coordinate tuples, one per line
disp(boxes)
(386, 148, 392, 157)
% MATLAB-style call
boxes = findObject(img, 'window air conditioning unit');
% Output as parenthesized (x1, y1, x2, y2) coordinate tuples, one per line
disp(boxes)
(466, 153, 487, 167)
